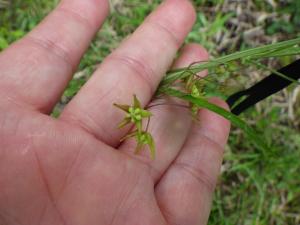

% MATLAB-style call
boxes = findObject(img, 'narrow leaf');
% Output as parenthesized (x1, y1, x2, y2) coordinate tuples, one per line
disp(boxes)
(159, 37, 300, 88)
(164, 88, 270, 152)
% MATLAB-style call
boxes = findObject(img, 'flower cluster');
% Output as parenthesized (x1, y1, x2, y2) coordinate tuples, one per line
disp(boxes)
(114, 95, 156, 159)
(184, 75, 206, 118)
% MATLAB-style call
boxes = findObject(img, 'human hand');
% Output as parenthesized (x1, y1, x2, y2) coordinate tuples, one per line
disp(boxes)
(0, 0, 230, 224)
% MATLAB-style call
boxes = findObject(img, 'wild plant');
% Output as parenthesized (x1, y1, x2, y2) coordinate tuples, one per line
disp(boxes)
(115, 37, 300, 158)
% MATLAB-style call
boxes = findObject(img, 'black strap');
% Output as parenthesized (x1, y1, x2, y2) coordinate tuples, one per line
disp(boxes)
(227, 59, 300, 115)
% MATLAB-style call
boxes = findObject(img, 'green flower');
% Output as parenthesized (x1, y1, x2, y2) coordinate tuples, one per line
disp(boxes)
(121, 130, 156, 160)
(114, 95, 152, 131)
(136, 131, 155, 159)
(191, 84, 201, 98)
(114, 95, 156, 159)
(189, 82, 205, 118)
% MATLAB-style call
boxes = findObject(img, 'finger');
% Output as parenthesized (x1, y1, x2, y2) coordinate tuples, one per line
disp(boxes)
(0, 0, 109, 113)
(155, 99, 231, 225)
(60, 0, 196, 146)
(119, 44, 209, 183)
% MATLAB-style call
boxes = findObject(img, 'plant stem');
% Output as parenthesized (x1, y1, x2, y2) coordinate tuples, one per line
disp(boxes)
(159, 37, 300, 90)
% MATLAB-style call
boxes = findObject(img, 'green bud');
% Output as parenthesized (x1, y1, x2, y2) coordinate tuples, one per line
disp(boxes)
(135, 115, 142, 121)
(134, 108, 141, 114)
(128, 107, 134, 113)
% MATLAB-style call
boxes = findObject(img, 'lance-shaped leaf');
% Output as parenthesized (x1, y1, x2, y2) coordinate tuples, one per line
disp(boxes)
(164, 88, 270, 152)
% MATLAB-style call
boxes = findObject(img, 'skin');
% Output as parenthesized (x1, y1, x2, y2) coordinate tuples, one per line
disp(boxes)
(0, 0, 230, 225)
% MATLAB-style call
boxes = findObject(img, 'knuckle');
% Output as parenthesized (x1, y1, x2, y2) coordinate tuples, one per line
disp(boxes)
(107, 54, 156, 95)
(25, 35, 73, 70)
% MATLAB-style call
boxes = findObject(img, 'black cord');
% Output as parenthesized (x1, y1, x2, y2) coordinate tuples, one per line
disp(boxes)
(227, 59, 300, 115)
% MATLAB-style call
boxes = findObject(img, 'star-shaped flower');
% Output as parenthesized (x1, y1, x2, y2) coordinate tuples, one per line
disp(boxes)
(114, 95, 156, 159)
(114, 95, 152, 131)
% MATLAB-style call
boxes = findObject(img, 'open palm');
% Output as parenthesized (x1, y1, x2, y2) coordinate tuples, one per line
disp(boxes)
(0, 0, 230, 224)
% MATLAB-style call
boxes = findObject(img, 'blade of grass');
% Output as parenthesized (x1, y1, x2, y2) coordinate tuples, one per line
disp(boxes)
(258, 47, 300, 58)
(159, 37, 300, 88)
(164, 88, 270, 152)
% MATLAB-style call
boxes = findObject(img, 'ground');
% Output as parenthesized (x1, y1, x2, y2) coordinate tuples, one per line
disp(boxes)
(0, 0, 300, 224)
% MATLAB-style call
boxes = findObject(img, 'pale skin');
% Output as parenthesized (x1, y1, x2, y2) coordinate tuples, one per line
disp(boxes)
(0, 0, 231, 224)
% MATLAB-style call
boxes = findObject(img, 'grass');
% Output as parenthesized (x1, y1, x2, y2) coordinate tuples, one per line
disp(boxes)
(164, 88, 271, 153)
(1, 0, 300, 224)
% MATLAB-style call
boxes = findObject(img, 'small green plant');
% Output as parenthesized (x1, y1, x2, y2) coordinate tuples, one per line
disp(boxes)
(114, 95, 155, 159)
(115, 37, 300, 159)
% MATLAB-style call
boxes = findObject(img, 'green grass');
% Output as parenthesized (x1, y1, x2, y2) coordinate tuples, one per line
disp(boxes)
(1, 0, 300, 224)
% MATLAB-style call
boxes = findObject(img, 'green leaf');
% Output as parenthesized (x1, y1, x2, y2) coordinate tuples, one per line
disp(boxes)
(164, 88, 270, 152)
(159, 37, 300, 89)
